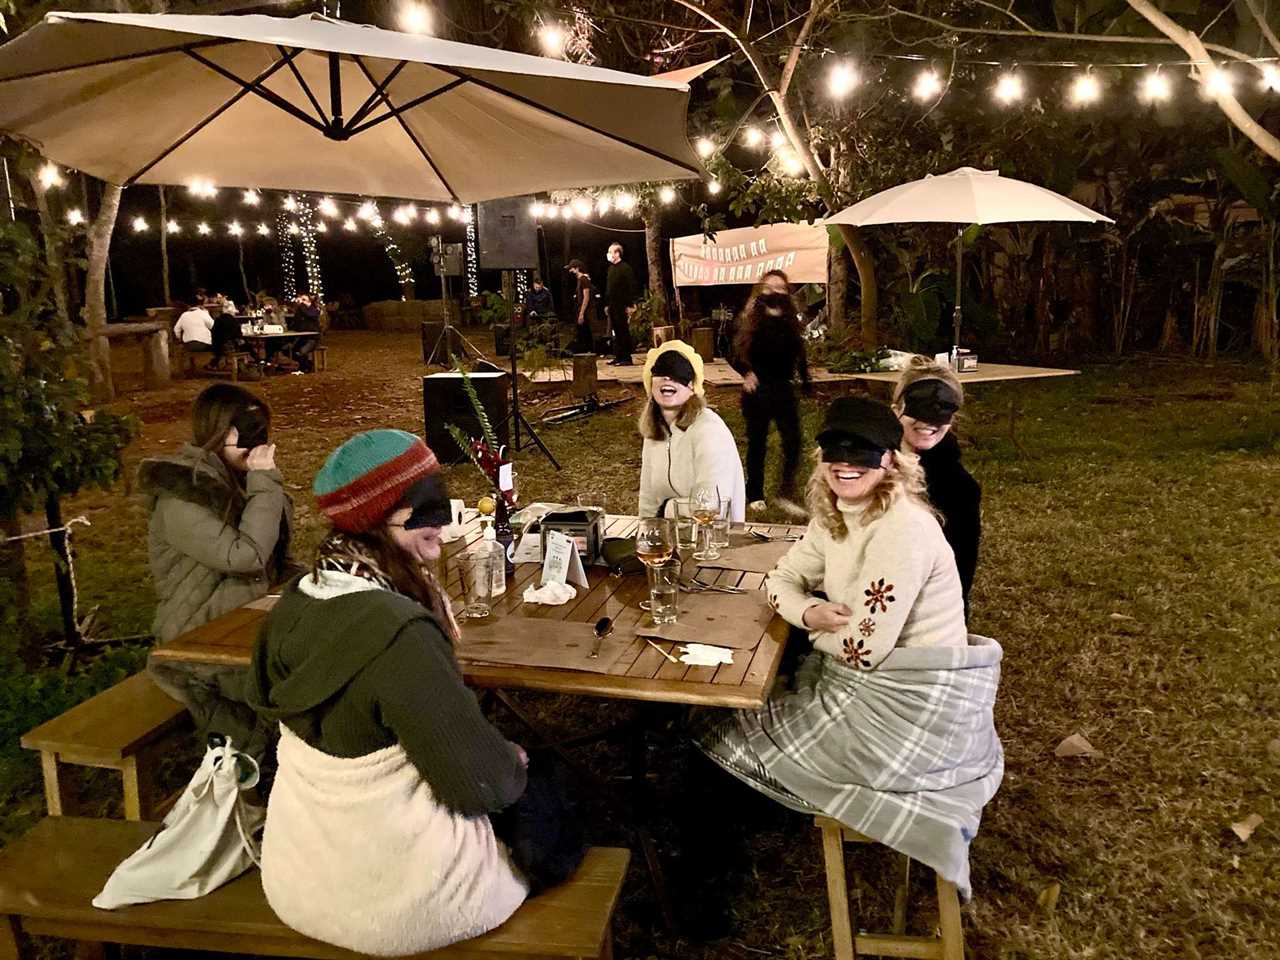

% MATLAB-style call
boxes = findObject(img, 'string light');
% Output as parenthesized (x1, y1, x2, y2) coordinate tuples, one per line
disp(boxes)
(707, 179, 722, 195)
(197, 222, 211, 236)
(828, 61, 859, 98)
(572, 196, 593, 218)
(743, 126, 764, 147)
(288, 222, 301, 236)
(357, 201, 378, 222)
(283, 195, 299, 212)
(538, 23, 567, 58)
(596, 195, 612, 215)
(1260, 64, 1280, 92)
(545, 205, 560, 219)
(460, 206, 473, 225)
(256, 223, 270, 236)
(425, 207, 441, 225)
(243, 189, 260, 206)
(37, 163, 63, 190)
(343, 217, 358, 232)
(1203, 67, 1235, 98)
(447, 203, 462, 220)
(465, 206, 479, 296)
(278, 211, 297, 300)
(315, 221, 328, 233)
(187, 178, 217, 199)
(1140, 70, 1171, 102)
(393, 203, 417, 225)
(559, 204, 573, 219)
(65, 208, 84, 225)
(318, 197, 339, 218)
(228, 221, 244, 237)
(769, 130, 787, 150)
(399, 2, 432, 34)
(778, 150, 805, 176)
(166, 220, 181, 234)
(994, 72, 1024, 104)
(659, 185, 677, 205)
(695, 137, 715, 158)
(131, 216, 148, 233)
(300, 199, 323, 302)
(370, 215, 385, 229)
(913, 69, 943, 101)
(614, 191, 636, 212)
(1070, 73, 1101, 105)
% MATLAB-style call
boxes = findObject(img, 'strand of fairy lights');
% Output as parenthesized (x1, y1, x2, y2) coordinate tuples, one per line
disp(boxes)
(277, 211, 297, 300)
(298, 200, 324, 302)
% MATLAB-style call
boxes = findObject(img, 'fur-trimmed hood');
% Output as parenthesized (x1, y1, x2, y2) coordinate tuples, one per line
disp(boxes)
(137, 443, 245, 519)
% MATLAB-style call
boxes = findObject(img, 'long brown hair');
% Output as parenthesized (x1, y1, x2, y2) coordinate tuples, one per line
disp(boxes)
(638, 393, 706, 441)
(733, 269, 801, 362)
(192, 383, 272, 454)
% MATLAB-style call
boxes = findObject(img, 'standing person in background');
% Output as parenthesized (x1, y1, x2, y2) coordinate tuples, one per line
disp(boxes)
(566, 260, 597, 354)
(731, 269, 811, 520)
(604, 242, 638, 366)
(892, 357, 981, 614)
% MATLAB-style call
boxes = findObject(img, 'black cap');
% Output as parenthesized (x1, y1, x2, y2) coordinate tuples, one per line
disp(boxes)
(401, 474, 453, 530)
(902, 378, 961, 425)
(567, 259, 586, 272)
(651, 350, 696, 387)
(816, 397, 903, 467)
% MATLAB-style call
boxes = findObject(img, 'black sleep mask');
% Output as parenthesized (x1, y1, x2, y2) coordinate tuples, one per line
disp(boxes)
(231, 406, 270, 449)
(902, 378, 961, 426)
(401, 474, 452, 530)
(650, 350, 695, 387)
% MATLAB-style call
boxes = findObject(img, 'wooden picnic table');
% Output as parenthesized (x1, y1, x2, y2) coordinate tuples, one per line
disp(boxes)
(151, 512, 798, 710)
(843, 361, 1079, 386)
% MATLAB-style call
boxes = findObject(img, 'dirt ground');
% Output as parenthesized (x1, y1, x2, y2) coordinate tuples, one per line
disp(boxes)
(14, 330, 1280, 960)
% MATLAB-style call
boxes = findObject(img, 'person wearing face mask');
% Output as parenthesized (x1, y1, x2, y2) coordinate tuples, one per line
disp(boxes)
(637, 340, 747, 522)
(140, 384, 294, 756)
(893, 357, 980, 611)
(244, 430, 570, 955)
(694, 397, 1002, 905)
(604, 242, 638, 366)
(731, 269, 811, 519)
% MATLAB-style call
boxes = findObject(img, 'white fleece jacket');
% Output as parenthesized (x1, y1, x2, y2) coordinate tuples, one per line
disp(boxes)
(764, 494, 966, 669)
(638, 407, 747, 522)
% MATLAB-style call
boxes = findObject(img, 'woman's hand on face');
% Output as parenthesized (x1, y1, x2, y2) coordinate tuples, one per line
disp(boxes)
(245, 443, 277, 472)
(802, 601, 854, 633)
(513, 743, 529, 767)
(743, 372, 759, 393)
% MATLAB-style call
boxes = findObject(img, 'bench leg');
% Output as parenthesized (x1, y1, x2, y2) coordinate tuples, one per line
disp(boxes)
(935, 873, 964, 960)
(819, 821, 856, 960)
(597, 930, 613, 960)
(892, 854, 911, 935)
(0, 916, 22, 960)
(39, 753, 70, 817)
(121, 757, 143, 822)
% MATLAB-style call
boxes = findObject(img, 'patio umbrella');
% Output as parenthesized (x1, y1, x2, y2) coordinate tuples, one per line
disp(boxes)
(825, 167, 1112, 351)
(0, 11, 703, 202)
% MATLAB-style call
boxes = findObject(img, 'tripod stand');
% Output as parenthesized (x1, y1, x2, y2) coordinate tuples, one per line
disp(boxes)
(424, 273, 487, 366)
(500, 309, 560, 470)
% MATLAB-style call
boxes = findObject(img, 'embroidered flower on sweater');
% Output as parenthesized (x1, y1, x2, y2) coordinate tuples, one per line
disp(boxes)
(858, 617, 875, 638)
(842, 636, 872, 669)
(864, 578, 895, 613)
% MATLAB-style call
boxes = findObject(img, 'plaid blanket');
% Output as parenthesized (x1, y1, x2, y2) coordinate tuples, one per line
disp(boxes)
(696, 635, 1003, 900)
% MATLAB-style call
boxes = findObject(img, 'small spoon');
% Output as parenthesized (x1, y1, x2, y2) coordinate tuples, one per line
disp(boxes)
(590, 616, 614, 658)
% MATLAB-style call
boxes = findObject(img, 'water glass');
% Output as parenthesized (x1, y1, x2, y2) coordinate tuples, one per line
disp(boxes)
(577, 494, 607, 512)
(711, 501, 731, 548)
(459, 552, 494, 619)
(673, 498, 697, 552)
(689, 482, 722, 562)
(647, 560, 679, 625)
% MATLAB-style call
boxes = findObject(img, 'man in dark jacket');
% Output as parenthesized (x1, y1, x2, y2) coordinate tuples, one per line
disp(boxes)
(604, 242, 638, 366)
(523, 276, 555, 320)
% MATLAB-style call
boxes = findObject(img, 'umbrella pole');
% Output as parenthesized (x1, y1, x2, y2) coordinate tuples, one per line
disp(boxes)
(952, 226, 963, 359)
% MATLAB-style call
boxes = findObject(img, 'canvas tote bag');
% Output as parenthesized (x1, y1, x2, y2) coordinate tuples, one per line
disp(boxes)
(93, 736, 265, 909)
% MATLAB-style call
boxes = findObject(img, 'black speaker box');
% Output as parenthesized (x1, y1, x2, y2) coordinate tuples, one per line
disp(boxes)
(478, 196, 538, 269)
(423, 371, 510, 463)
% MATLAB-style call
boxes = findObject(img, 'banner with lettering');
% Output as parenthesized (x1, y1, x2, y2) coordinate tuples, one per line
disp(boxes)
(669, 222, 829, 287)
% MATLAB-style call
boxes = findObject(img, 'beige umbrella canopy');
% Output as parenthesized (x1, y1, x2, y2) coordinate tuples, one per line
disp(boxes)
(0, 11, 703, 202)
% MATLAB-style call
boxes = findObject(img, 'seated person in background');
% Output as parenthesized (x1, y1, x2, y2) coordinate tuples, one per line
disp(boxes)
(637, 339, 747, 522)
(172, 300, 215, 365)
(524, 275, 555, 321)
(695, 396, 1002, 905)
(290, 293, 322, 372)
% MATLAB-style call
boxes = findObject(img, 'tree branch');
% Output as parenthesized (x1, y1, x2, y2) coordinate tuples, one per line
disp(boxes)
(1242, 0, 1280, 59)
(779, 0, 833, 99)
(1125, 0, 1280, 162)
(969, 0, 1037, 33)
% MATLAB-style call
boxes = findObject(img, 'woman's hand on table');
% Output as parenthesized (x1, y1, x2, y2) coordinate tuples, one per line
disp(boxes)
(802, 601, 854, 633)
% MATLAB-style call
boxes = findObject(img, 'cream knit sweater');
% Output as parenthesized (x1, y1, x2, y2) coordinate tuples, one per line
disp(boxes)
(765, 493, 966, 669)
(638, 407, 747, 522)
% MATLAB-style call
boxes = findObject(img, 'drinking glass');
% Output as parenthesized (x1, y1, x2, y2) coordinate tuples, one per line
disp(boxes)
(459, 552, 494, 619)
(689, 482, 722, 561)
(711, 497, 731, 548)
(647, 560, 679, 625)
(636, 517, 676, 613)
(577, 494, 607, 512)
(673, 498, 697, 553)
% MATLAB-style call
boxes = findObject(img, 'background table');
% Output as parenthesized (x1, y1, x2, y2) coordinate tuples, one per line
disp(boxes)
(843, 362, 1079, 386)
(152, 512, 799, 710)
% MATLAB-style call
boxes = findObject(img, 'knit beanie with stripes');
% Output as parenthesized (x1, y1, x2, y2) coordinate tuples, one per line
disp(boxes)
(314, 429, 440, 533)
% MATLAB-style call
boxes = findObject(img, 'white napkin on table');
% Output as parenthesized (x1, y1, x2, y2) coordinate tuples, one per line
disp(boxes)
(522, 581, 577, 606)
(678, 643, 734, 666)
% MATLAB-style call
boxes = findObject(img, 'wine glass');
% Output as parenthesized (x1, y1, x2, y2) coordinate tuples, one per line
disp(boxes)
(635, 517, 678, 621)
(689, 482, 722, 561)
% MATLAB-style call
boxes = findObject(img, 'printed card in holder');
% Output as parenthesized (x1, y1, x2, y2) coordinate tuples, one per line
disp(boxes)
(541, 529, 587, 588)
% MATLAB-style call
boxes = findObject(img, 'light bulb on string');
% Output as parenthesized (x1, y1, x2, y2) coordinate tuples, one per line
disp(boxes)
(399, 2, 432, 34)
(1139, 70, 1171, 102)
(288, 222, 301, 236)
(595, 195, 612, 215)
(166, 220, 181, 234)
(529, 200, 545, 218)
(393, 203, 417, 225)
(357, 200, 377, 221)
(1070, 72, 1101, 105)
(827, 61, 858, 99)
(131, 216, 148, 233)
(256, 223, 270, 236)
(572, 196, 592, 218)
(538, 23, 567, 58)
(316, 221, 328, 233)
(37, 163, 63, 189)
(743, 126, 764, 147)
(994, 72, 1024, 105)
(343, 217, 358, 232)
(778, 150, 805, 177)
(243, 189, 260, 206)
(283, 195, 299, 213)
(913, 69, 943, 101)
(1260, 64, 1280, 92)
(1202, 66, 1235, 98)
(370, 215, 384, 229)
(559, 204, 573, 219)
(544, 205, 559, 219)
(695, 137, 715, 158)
(659, 185, 677, 205)
(460, 207, 472, 224)
(615, 191, 636, 212)
(66, 208, 84, 225)
(197, 222, 211, 236)
(707, 179, 722, 196)
(425, 207, 441, 225)
(448, 203, 462, 220)
(187, 178, 217, 199)
(318, 197, 339, 218)
(228, 221, 244, 237)
(769, 130, 787, 150)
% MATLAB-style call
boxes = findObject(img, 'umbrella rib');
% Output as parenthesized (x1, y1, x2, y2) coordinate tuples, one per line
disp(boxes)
(125, 50, 301, 186)
(185, 49, 328, 134)
(277, 45, 329, 126)
(351, 56, 460, 203)
(344, 60, 410, 131)
(0, 37, 237, 85)
(346, 78, 467, 137)
(429, 64, 704, 177)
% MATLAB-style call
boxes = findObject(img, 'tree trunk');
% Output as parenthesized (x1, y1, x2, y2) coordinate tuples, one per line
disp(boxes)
(159, 185, 171, 305)
(643, 208, 668, 321)
(827, 240, 848, 335)
(237, 237, 251, 306)
(85, 182, 122, 402)
(29, 168, 73, 328)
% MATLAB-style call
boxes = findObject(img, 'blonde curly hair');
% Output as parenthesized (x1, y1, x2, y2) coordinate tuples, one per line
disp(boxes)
(891, 355, 965, 413)
(805, 444, 932, 540)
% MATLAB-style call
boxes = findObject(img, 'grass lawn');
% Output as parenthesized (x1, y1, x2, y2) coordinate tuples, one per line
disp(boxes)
(7, 330, 1279, 960)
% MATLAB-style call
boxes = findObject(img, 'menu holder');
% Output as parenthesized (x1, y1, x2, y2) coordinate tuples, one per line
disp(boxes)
(635, 589, 772, 650)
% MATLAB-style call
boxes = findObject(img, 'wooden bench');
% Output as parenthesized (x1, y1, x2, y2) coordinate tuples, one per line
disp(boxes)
(0, 818, 628, 960)
(95, 321, 171, 389)
(20, 673, 191, 821)
(815, 816, 964, 960)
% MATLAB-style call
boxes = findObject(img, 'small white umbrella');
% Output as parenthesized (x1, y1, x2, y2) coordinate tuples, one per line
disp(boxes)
(825, 167, 1112, 350)
(0, 11, 702, 202)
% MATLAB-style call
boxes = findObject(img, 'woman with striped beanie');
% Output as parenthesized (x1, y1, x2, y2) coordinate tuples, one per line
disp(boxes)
(245, 429, 536, 955)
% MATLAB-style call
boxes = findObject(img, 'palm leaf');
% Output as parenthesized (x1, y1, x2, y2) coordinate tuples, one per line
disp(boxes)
(451, 356, 498, 450)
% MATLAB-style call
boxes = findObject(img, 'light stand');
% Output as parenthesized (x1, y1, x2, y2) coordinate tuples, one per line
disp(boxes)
(425, 236, 486, 366)
(501, 307, 560, 470)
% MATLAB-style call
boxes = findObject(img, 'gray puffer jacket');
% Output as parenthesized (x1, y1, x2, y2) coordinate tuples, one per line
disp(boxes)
(138, 443, 294, 643)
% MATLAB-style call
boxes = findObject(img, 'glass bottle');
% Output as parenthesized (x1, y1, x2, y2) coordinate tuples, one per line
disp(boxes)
(493, 495, 516, 578)
(482, 519, 506, 596)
